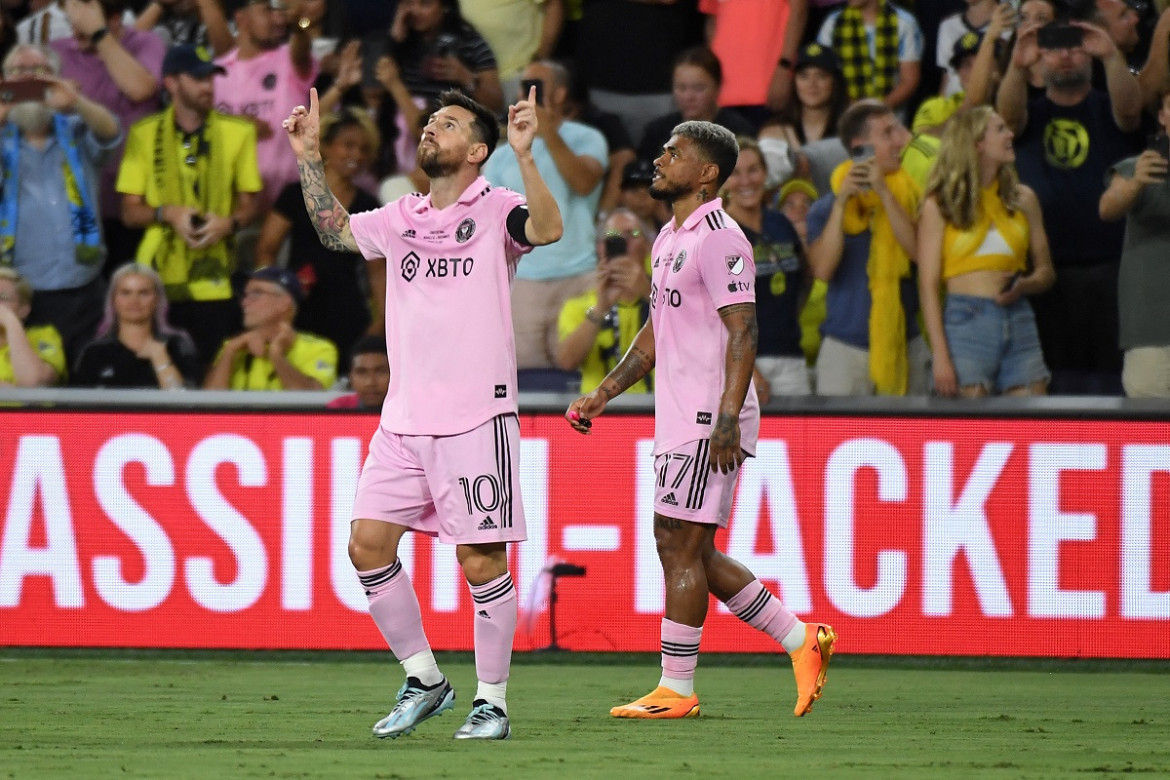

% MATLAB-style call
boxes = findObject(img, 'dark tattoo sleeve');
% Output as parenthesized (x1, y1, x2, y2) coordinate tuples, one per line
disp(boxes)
(298, 156, 358, 252)
(717, 302, 758, 412)
(600, 344, 654, 399)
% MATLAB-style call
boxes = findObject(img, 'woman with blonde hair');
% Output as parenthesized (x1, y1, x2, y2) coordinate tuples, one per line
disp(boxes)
(73, 263, 199, 388)
(917, 105, 1055, 397)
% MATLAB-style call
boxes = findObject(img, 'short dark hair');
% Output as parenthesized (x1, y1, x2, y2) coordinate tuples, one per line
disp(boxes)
(99, 0, 128, 17)
(437, 89, 500, 165)
(837, 99, 894, 147)
(670, 120, 740, 189)
(350, 335, 387, 360)
(674, 46, 723, 87)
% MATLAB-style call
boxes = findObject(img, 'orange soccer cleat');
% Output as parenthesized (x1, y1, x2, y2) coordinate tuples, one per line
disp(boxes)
(610, 686, 701, 719)
(791, 623, 837, 717)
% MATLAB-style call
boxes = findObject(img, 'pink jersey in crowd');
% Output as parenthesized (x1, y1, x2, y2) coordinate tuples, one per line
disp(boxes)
(649, 198, 760, 456)
(349, 176, 531, 436)
(215, 45, 317, 211)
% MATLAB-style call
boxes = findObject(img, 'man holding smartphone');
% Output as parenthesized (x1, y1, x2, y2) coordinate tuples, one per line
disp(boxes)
(553, 208, 653, 393)
(997, 12, 1142, 394)
(805, 99, 928, 396)
(483, 59, 608, 373)
(117, 44, 262, 367)
(0, 43, 120, 367)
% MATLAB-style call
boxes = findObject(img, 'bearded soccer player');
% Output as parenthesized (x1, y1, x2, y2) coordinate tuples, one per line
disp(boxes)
(283, 85, 562, 740)
(566, 121, 837, 720)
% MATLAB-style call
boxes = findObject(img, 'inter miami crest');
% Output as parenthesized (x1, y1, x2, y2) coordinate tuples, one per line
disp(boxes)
(456, 218, 476, 243)
(672, 250, 687, 272)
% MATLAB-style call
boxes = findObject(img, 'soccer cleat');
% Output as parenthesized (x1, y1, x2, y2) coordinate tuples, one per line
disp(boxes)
(609, 686, 700, 719)
(791, 623, 836, 717)
(452, 700, 511, 740)
(372, 676, 455, 738)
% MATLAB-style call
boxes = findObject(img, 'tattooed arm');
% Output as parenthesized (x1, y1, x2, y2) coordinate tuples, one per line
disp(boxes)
(709, 302, 758, 474)
(565, 318, 656, 434)
(283, 88, 359, 253)
(297, 155, 359, 252)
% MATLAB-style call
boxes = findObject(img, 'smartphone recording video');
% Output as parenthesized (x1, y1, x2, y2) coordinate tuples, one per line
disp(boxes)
(850, 144, 875, 162)
(0, 79, 48, 104)
(520, 78, 545, 106)
(1036, 23, 1083, 50)
(1147, 133, 1169, 160)
(603, 234, 627, 260)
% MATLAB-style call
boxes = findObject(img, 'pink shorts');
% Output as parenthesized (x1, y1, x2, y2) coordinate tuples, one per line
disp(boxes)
(653, 439, 740, 528)
(352, 415, 527, 545)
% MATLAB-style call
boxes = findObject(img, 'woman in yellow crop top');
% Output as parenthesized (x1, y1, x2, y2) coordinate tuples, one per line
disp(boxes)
(917, 106, 1056, 397)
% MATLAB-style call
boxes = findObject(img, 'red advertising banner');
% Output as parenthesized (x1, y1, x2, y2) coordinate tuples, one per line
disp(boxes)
(1, 411, 1168, 657)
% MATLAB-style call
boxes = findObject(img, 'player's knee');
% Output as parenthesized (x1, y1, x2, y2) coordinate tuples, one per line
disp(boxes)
(457, 544, 508, 585)
(347, 520, 398, 571)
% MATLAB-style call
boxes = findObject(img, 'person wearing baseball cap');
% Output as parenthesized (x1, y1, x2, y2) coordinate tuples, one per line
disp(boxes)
(161, 43, 228, 79)
(203, 265, 338, 391)
(905, 5, 1010, 190)
(116, 42, 262, 368)
(618, 158, 669, 231)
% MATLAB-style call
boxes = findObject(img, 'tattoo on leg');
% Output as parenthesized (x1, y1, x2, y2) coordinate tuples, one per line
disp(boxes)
(655, 514, 684, 532)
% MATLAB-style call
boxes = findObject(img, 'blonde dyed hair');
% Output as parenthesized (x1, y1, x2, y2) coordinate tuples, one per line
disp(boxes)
(925, 106, 1021, 230)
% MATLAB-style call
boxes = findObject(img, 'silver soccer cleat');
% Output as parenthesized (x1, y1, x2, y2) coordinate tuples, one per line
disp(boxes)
(372, 677, 455, 739)
(452, 701, 511, 740)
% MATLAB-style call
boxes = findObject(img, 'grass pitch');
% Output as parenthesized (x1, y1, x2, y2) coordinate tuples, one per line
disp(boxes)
(2, 651, 1168, 779)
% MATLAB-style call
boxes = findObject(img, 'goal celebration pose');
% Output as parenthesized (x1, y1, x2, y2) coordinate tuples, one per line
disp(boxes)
(283, 84, 562, 740)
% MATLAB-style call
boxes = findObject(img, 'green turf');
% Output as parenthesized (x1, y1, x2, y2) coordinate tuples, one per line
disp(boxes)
(2, 651, 1168, 779)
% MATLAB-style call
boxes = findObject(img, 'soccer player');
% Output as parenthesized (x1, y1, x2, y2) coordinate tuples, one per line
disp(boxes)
(566, 121, 837, 719)
(282, 85, 563, 740)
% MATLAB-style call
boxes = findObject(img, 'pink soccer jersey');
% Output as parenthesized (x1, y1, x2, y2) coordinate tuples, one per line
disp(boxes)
(648, 198, 760, 455)
(215, 45, 317, 211)
(349, 176, 532, 436)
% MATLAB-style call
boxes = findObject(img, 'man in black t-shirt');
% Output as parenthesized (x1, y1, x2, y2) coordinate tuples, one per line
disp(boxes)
(997, 19, 1142, 395)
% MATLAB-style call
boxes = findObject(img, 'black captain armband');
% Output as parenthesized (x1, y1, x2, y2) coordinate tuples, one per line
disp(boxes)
(506, 205, 532, 246)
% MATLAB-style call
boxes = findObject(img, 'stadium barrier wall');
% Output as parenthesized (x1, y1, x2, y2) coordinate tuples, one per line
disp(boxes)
(1, 392, 1168, 657)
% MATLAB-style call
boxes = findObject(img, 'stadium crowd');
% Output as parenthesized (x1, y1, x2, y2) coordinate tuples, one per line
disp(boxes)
(1, 0, 1169, 399)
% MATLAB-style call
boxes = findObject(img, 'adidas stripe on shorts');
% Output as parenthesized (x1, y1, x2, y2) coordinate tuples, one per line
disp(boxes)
(352, 414, 526, 544)
(652, 439, 740, 527)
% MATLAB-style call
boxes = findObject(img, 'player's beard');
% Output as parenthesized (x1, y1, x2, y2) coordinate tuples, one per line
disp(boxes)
(649, 177, 688, 202)
(1046, 64, 1090, 91)
(7, 101, 53, 136)
(416, 144, 458, 178)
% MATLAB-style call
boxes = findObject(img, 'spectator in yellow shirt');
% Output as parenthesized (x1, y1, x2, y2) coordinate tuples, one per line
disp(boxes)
(203, 266, 337, 391)
(0, 267, 65, 387)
